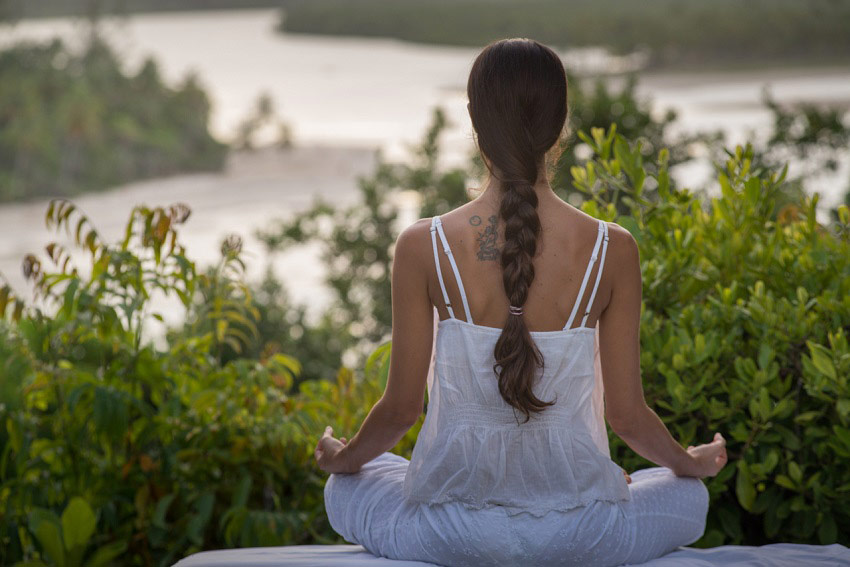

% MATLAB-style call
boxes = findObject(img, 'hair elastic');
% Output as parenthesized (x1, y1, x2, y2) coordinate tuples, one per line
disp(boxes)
(508, 305, 524, 316)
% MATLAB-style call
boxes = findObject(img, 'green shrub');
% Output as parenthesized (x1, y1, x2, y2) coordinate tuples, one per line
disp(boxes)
(571, 124, 850, 546)
(1, 123, 848, 566)
(0, 200, 418, 565)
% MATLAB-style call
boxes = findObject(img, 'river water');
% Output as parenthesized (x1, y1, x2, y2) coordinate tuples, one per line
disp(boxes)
(2, 9, 849, 325)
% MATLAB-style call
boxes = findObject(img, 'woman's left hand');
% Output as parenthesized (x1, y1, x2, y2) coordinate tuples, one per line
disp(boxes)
(315, 425, 359, 474)
(622, 467, 632, 484)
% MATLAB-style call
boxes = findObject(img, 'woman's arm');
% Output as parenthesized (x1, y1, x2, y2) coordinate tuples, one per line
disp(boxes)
(599, 225, 726, 478)
(338, 219, 435, 471)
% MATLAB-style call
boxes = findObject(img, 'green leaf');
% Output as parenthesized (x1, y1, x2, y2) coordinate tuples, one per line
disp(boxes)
(232, 475, 252, 509)
(187, 492, 215, 545)
(718, 173, 734, 200)
(28, 509, 65, 567)
(62, 497, 96, 551)
(794, 411, 821, 424)
(270, 353, 302, 377)
(736, 461, 756, 511)
(807, 341, 836, 380)
(717, 504, 742, 539)
(84, 540, 127, 567)
(744, 178, 760, 206)
(152, 494, 176, 529)
(757, 343, 774, 370)
(788, 461, 803, 484)
(818, 514, 838, 544)
(765, 506, 783, 537)
(832, 426, 850, 451)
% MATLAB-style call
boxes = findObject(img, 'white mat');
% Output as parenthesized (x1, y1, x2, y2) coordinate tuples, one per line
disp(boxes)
(174, 543, 850, 566)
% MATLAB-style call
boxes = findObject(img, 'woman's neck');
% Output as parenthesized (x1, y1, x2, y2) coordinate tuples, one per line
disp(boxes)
(476, 175, 559, 208)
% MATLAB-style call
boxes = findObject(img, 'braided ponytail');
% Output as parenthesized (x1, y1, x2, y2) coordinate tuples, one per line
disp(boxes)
(494, 167, 553, 424)
(467, 38, 568, 423)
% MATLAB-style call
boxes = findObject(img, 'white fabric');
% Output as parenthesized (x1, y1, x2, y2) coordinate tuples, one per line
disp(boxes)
(430, 217, 457, 320)
(324, 452, 711, 566)
(403, 216, 627, 516)
(431, 217, 473, 323)
(591, 323, 611, 458)
(565, 219, 606, 329)
(580, 221, 610, 327)
(402, 318, 631, 515)
(427, 309, 610, 462)
(174, 542, 850, 567)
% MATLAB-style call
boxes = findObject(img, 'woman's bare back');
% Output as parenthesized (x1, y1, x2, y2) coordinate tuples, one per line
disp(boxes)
(426, 192, 631, 333)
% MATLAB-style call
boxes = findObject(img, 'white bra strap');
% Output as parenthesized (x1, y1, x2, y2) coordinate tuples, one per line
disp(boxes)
(580, 221, 609, 327)
(564, 220, 606, 330)
(430, 217, 455, 319)
(434, 217, 474, 324)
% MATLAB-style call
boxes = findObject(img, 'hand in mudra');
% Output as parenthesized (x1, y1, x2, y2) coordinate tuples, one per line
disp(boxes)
(684, 432, 728, 478)
(314, 425, 359, 474)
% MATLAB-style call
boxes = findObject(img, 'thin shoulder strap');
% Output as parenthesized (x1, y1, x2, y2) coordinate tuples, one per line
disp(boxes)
(433, 216, 474, 323)
(430, 217, 455, 319)
(580, 221, 610, 327)
(564, 219, 606, 330)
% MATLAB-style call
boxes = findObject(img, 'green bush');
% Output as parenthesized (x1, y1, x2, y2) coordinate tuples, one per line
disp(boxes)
(571, 125, 850, 545)
(0, 200, 418, 565)
(1, 124, 848, 566)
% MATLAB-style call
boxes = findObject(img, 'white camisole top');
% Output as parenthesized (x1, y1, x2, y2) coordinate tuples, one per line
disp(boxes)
(402, 215, 631, 517)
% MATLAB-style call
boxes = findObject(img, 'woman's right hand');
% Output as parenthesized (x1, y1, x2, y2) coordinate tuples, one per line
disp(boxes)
(679, 432, 728, 478)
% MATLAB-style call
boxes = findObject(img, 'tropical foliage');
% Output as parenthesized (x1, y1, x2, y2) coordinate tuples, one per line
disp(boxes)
(2, 122, 849, 566)
(0, 198, 412, 566)
(573, 125, 850, 546)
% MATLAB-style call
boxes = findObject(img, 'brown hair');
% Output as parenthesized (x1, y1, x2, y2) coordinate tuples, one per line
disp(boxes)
(467, 38, 569, 423)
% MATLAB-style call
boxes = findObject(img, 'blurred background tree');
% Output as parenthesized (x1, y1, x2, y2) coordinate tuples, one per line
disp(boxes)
(0, 35, 228, 202)
(277, 0, 850, 70)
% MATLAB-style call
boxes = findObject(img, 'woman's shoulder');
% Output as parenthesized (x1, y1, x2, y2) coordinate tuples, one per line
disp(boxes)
(602, 220, 639, 262)
(394, 207, 638, 264)
(560, 206, 637, 254)
(558, 209, 639, 286)
(395, 217, 433, 246)
(393, 217, 436, 267)
(601, 221, 641, 295)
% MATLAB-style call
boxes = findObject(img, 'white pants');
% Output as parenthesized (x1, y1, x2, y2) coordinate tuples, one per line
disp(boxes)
(324, 452, 709, 567)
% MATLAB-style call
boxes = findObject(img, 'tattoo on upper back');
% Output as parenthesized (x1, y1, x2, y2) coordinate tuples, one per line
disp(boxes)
(472, 214, 499, 261)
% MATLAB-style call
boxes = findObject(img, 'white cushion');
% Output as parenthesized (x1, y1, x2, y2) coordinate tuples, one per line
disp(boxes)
(173, 543, 850, 566)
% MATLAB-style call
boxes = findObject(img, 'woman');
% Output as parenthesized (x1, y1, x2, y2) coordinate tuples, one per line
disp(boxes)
(314, 38, 728, 566)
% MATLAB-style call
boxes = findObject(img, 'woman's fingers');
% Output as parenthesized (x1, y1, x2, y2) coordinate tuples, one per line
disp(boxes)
(315, 426, 334, 464)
